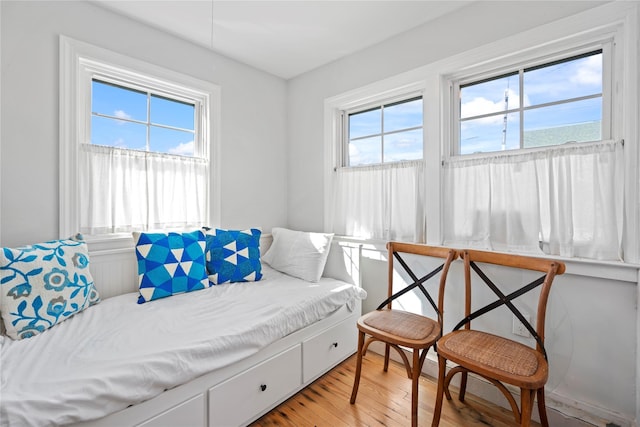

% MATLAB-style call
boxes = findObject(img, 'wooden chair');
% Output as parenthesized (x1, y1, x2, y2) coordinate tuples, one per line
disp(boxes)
(350, 242, 458, 427)
(431, 249, 565, 427)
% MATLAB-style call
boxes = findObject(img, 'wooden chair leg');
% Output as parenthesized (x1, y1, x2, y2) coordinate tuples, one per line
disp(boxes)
(411, 349, 420, 427)
(537, 388, 549, 427)
(431, 354, 447, 427)
(350, 331, 365, 404)
(383, 343, 391, 372)
(520, 389, 535, 427)
(458, 370, 468, 402)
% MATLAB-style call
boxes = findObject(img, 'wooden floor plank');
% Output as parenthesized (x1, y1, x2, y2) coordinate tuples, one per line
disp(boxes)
(251, 352, 541, 427)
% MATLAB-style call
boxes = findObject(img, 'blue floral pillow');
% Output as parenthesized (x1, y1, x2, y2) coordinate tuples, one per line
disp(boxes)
(134, 230, 209, 303)
(0, 234, 100, 340)
(204, 228, 263, 285)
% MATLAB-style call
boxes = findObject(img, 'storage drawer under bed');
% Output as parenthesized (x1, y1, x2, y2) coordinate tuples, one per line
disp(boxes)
(137, 394, 205, 427)
(208, 344, 302, 427)
(302, 315, 358, 383)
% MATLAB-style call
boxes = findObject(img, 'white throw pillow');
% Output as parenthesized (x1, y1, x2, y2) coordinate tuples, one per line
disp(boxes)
(262, 228, 334, 282)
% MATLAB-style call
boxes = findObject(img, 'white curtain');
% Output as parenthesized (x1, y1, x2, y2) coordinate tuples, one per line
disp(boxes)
(331, 160, 425, 242)
(443, 140, 624, 261)
(79, 144, 208, 235)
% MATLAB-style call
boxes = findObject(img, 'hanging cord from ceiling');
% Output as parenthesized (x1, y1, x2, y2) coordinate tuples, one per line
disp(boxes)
(210, 0, 214, 48)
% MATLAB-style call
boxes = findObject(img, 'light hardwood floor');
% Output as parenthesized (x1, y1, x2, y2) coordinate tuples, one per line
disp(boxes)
(251, 352, 541, 426)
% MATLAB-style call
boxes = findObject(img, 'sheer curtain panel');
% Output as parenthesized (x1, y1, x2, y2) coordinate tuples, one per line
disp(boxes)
(443, 140, 624, 261)
(331, 160, 425, 242)
(79, 144, 208, 235)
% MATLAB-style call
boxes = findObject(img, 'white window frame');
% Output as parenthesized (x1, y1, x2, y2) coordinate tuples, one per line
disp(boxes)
(89, 77, 200, 156)
(434, 6, 638, 263)
(324, 80, 427, 235)
(59, 36, 221, 250)
(447, 43, 614, 159)
(341, 93, 424, 168)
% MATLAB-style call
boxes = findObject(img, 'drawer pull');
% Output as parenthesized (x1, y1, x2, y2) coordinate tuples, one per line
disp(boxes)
(260, 384, 267, 392)
(332, 342, 339, 348)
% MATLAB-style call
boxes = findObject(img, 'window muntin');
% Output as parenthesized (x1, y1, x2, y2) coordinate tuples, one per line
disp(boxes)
(456, 50, 604, 155)
(91, 79, 197, 156)
(346, 96, 423, 166)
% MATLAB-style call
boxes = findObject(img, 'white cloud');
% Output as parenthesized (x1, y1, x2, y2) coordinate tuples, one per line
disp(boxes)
(349, 143, 360, 157)
(348, 143, 362, 164)
(169, 140, 194, 156)
(571, 54, 602, 86)
(526, 54, 601, 98)
(461, 89, 523, 125)
(113, 110, 131, 124)
(111, 137, 127, 148)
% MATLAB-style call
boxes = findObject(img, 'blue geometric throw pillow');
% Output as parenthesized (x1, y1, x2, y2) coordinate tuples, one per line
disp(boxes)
(0, 234, 101, 340)
(133, 230, 209, 304)
(204, 228, 263, 285)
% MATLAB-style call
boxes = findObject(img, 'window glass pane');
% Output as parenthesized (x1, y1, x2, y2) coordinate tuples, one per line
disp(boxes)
(384, 129, 422, 162)
(460, 73, 519, 119)
(460, 112, 520, 154)
(92, 80, 147, 122)
(150, 126, 195, 156)
(524, 52, 602, 106)
(349, 136, 381, 166)
(524, 98, 602, 147)
(384, 98, 422, 132)
(150, 95, 195, 130)
(91, 115, 147, 150)
(349, 108, 381, 139)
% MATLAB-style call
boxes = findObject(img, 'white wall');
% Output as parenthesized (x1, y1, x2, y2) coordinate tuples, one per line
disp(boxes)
(0, 1, 288, 248)
(0, 0, 2, 245)
(288, 1, 640, 425)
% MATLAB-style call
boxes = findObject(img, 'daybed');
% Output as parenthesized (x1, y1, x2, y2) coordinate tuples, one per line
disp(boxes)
(0, 228, 365, 427)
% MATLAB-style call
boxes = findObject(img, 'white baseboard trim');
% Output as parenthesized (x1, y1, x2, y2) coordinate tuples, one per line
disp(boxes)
(365, 342, 632, 427)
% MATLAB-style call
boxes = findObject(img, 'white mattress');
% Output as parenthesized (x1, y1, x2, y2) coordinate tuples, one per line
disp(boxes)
(0, 266, 366, 427)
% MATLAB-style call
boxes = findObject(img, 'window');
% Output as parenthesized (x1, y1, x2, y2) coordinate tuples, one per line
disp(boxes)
(454, 49, 607, 155)
(330, 92, 426, 242)
(443, 42, 624, 261)
(325, 3, 637, 264)
(345, 96, 423, 166)
(60, 36, 220, 243)
(91, 80, 197, 156)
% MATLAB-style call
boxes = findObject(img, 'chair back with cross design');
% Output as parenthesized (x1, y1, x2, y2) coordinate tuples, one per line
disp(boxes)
(350, 242, 458, 427)
(431, 249, 565, 427)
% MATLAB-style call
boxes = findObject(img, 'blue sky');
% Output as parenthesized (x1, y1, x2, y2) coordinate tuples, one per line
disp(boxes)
(459, 52, 603, 154)
(347, 51, 603, 163)
(91, 80, 196, 156)
(93, 52, 601, 162)
(348, 97, 423, 166)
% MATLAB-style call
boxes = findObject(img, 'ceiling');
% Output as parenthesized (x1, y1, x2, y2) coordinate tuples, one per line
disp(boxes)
(92, 1, 472, 79)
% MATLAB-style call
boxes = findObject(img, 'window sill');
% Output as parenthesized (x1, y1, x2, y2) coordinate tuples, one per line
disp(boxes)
(84, 233, 135, 255)
(332, 235, 639, 283)
(559, 256, 638, 283)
